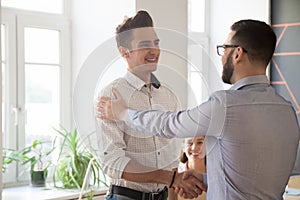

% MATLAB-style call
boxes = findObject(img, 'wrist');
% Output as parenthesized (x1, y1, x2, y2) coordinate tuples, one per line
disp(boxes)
(155, 170, 176, 186)
(119, 108, 128, 121)
(169, 170, 177, 188)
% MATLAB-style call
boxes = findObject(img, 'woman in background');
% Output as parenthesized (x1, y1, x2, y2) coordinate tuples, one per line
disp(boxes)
(177, 136, 206, 200)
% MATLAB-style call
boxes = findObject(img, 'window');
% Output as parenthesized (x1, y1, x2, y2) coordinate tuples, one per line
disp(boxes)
(1, 6, 71, 185)
(188, 0, 206, 33)
(188, 0, 209, 106)
(2, 24, 7, 148)
(1, 0, 63, 14)
(24, 28, 61, 146)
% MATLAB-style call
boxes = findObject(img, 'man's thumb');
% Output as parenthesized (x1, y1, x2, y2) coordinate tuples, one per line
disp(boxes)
(112, 87, 121, 100)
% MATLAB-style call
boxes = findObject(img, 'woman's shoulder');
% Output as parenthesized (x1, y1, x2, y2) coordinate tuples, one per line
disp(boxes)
(178, 162, 187, 173)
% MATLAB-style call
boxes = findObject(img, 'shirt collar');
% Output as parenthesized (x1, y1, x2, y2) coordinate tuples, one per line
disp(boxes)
(229, 75, 270, 90)
(125, 71, 161, 90)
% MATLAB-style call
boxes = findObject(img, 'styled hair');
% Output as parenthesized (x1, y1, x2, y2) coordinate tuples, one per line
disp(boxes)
(115, 10, 153, 48)
(230, 19, 277, 66)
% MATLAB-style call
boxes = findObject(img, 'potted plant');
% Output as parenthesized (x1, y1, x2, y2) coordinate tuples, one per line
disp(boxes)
(2, 148, 23, 173)
(3, 139, 56, 187)
(23, 139, 56, 187)
(52, 127, 108, 190)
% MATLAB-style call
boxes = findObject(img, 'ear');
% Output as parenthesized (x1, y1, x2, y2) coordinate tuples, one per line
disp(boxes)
(119, 46, 130, 58)
(232, 47, 244, 63)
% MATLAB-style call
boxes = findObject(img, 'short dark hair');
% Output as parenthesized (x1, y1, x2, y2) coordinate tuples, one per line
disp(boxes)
(115, 10, 153, 48)
(230, 19, 277, 66)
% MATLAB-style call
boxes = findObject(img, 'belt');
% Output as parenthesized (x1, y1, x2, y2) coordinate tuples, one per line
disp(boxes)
(109, 185, 168, 200)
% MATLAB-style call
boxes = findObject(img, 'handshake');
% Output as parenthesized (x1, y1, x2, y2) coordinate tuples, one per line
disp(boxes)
(96, 90, 208, 198)
(170, 170, 207, 199)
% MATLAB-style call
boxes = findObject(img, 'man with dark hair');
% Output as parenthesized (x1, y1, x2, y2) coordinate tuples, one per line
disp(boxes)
(98, 19, 300, 199)
(96, 10, 204, 200)
(115, 10, 154, 48)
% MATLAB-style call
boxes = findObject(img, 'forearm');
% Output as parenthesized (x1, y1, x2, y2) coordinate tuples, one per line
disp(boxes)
(122, 162, 206, 199)
(124, 108, 209, 138)
(122, 160, 174, 185)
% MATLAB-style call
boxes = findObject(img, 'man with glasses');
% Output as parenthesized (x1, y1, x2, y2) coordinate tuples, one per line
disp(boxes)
(97, 19, 300, 199)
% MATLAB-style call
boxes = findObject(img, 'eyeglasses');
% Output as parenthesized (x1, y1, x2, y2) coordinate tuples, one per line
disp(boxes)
(216, 44, 248, 56)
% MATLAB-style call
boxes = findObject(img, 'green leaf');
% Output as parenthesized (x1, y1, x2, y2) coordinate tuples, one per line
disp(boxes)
(52, 126, 108, 189)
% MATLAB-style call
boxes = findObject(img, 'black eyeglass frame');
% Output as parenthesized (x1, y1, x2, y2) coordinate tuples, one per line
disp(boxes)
(216, 44, 248, 56)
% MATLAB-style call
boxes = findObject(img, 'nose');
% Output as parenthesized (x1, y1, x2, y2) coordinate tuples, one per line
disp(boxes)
(149, 46, 160, 55)
(191, 143, 197, 150)
(191, 143, 201, 152)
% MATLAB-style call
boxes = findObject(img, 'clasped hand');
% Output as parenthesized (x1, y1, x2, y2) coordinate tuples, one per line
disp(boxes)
(96, 89, 208, 198)
(172, 170, 207, 199)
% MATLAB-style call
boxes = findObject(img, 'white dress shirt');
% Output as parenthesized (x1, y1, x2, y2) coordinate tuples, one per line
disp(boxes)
(96, 71, 182, 193)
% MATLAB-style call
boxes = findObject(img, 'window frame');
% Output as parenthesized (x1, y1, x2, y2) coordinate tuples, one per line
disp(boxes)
(1, 7, 71, 186)
(2, 10, 18, 184)
(187, 0, 210, 106)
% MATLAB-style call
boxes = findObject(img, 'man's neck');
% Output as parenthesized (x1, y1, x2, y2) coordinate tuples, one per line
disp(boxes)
(129, 70, 152, 85)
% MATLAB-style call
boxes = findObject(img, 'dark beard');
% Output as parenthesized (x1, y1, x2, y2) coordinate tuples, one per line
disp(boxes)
(222, 51, 234, 84)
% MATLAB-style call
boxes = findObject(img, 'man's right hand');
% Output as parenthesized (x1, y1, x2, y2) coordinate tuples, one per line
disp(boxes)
(97, 87, 128, 121)
(172, 170, 207, 199)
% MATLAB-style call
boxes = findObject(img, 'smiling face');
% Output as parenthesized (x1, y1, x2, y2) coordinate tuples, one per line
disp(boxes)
(184, 136, 206, 161)
(125, 27, 160, 75)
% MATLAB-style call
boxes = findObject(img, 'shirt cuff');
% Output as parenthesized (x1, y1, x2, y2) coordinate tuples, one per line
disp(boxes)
(203, 173, 207, 186)
(124, 108, 135, 121)
(103, 155, 131, 179)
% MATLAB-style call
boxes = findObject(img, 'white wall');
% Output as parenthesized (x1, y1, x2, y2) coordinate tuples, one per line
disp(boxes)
(71, 0, 188, 136)
(135, 0, 270, 103)
(136, 0, 188, 108)
(209, 0, 270, 90)
(71, 0, 135, 85)
(71, 0, 135, 134)
(70, 0, 270, 135)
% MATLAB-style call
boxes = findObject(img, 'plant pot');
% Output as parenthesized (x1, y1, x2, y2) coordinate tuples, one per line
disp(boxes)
(30, 169, 48, 187)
